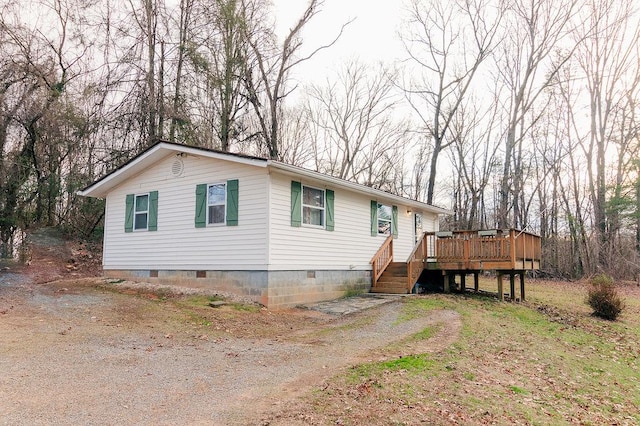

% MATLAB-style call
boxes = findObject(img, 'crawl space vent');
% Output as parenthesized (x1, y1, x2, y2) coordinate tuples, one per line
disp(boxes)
(171, 158, 184, 177)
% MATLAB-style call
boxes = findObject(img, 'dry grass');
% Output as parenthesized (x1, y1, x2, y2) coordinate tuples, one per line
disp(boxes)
(265, 280, 640, 425)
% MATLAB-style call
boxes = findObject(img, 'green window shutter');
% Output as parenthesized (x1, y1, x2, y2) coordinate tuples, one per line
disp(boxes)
(291, 181, 302, 227)
(326, 189, 335, 231)
(392, 205, 398, 238)
(370, 200, 377, 236)
(226, 179, 239, 226)
(125, 194, 134, 233)
(148, 191, 158, 231)
(195, 184, 207, 228)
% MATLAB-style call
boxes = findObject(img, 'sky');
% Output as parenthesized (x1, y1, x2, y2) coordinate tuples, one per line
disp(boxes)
(272, 0, 406, 85)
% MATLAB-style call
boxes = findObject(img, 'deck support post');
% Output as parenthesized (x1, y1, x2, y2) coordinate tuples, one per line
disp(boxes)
(497, 272, 504, 301)
(509, 274, 516, 302)
(474, 272, 479, 292)
(520, 272, 525, 301)
(460, 273, 466, 294)
(444, 272, 450, 293)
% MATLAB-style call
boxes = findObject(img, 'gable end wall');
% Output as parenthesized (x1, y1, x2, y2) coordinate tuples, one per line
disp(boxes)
(102, 153, 269, 270)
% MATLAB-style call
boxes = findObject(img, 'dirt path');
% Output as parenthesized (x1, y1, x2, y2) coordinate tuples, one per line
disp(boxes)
(0, 278, 461, 425)
(0, 232, 462, 424)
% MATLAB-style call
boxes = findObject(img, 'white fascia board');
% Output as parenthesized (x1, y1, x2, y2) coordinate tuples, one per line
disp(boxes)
(78, 142, 267, 198)
(267, 161, 452, 216)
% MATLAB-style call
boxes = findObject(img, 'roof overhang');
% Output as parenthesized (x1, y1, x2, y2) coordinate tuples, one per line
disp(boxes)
(77, 141, 267, 198)
(78, 141, 451, 215)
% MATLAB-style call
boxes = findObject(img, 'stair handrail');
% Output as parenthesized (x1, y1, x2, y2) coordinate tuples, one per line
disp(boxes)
(370, 234, 393, 287)
(406, 232, 428, 292)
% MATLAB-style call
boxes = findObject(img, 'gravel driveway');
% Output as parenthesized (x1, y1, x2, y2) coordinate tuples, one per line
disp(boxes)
(0, 269, 460, 425)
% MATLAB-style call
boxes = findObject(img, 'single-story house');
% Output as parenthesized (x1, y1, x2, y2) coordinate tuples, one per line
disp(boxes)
(78, 141, 451, 307)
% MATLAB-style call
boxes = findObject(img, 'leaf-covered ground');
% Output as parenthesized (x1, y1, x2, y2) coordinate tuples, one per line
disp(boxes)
(262, 280, 640, 425)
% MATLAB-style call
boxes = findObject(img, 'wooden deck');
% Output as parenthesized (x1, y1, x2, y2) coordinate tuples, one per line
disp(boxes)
(423, 229, 541, 271)
(371, 229, 542, 300)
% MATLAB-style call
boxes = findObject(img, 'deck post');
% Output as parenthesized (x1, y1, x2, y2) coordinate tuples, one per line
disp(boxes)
(509, 274, 516, 302)
(509, 229, 517, 269)
(423, 229, 540, 298)
(497, 272, 504, 301)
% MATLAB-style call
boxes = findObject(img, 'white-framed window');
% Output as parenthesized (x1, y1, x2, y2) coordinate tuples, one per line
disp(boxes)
(302, 185, 325, 227)
(377, 203, 392, 236)
(207, 183, 226, 225)
(134, 193, 149, 230)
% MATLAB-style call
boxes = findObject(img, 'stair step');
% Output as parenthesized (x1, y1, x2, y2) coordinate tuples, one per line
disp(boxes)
(380, 271, 408, 278)
(375, 280, 407, 287)
(372, 262, 412, 294)
(384, 263, 407, 272)
(371, 287, 410, 294)
(380, 268, 407, 276)
(377, 278, 408, 285)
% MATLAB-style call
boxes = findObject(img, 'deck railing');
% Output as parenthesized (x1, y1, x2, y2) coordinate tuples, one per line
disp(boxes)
(374, 229, 541, 292)
(422, 229, 541, 269)
(407, 232, 429, 292)
(370, 234, 393, 287)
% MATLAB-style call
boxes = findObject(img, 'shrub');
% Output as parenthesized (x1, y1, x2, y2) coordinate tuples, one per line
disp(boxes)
(586, 274, 625, 320)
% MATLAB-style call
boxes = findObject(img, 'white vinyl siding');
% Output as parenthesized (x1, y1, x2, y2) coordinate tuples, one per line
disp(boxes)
(103, 154, 269, 270)
(267, 171, 439, 270)
(101, 153, 440, 273)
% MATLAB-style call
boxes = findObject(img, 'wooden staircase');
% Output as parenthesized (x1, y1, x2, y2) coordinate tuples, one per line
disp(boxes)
(371, 262, 410, 294)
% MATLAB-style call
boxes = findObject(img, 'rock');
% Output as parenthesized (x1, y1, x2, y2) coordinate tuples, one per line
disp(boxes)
(209, 300, 226, 308)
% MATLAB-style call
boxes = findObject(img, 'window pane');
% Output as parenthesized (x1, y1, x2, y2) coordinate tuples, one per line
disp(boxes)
(303, 187, 324, 208)
(378, 219, 391, 235)
(377, 204, 391, 221)
(303, 206, 324, 226)
(208, 205, 225, 224)
(135, 212, 148, 230)
(208, 184, 225, 205)
(135, 194, 148, 212)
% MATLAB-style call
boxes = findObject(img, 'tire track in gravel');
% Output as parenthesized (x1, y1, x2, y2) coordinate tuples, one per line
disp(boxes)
(226, 302, 463, 424)
(1, 275, 462, 425)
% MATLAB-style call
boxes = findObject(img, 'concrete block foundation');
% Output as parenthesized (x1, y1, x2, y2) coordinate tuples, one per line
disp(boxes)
(104, 269, 371, 308)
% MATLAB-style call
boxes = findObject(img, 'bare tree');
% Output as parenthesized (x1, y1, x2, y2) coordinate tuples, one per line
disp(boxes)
(242, 0, 349, 160)
(574, 0, 640, 269)
(167, 0, 195, 143)
(128, 0, 164, 145)
(306, 61, 408, 188)
(494, 0, 579, 228)
(276, 104, 314, 167)
(400, 0, 500, 204)
(555, 67, 593, 276)
(183, 0, 256, 150)
(448, 97, 501, 229)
